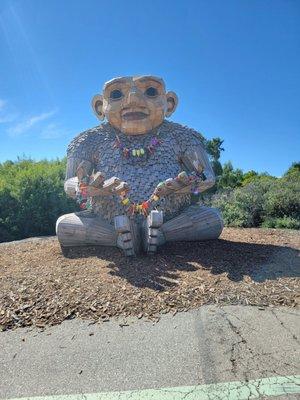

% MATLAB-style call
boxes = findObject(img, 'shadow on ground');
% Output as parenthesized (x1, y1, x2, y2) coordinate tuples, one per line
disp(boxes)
(65, 239, 300, 291)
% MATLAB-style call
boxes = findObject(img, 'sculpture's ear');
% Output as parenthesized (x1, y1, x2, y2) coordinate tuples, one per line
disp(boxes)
(165, 91, 178, 117)
(91, 94, 105, 121)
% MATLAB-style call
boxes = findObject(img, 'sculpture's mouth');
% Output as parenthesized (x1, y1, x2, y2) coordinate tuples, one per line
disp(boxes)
(121, 111, 149, 121)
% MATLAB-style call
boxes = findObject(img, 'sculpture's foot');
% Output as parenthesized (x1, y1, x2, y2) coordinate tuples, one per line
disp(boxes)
(143, 210, 164, 254)
(114, 215, 135, 257)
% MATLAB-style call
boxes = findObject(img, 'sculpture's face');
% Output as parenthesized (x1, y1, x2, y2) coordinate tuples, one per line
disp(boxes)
(92, 76, 178, 135)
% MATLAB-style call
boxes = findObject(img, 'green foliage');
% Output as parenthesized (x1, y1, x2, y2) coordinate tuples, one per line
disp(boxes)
(217, 161, 244, 189)
(208, 165, 300, 229)
(211, 160, 223, 177)
(284, 161, 300, 179)
(264, 177, 300, 220)
(241, 170, 258, 186)
(205, 137, 224, 162)
(262, 217, 300, 230)
(205, 137, 224, 178)
(0, 158, 77, 242)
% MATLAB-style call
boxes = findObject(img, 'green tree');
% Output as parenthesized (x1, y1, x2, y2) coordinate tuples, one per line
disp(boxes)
(205, 137, 224, 177)
(284, 162, 300, 179)
(242, 170, 258, 186)
(218, 161, 244, 189)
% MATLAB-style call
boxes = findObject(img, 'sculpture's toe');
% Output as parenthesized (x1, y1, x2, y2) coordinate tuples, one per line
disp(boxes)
(143, 210, 164, 254)
(114, 215, 135, 257)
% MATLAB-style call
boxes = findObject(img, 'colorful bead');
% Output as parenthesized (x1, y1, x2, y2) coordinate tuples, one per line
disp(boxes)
(152, 195, 159, 202)
(123, 148, 129, 157)
(121, 198, 130, 205)
(80, 201, 87, 210)
(136, 149, 141, 157)
(142, 201, 150, 210)
(132, 149, 136, 157)
(86, 199, 92, 209)
(140, 148, 145, 155)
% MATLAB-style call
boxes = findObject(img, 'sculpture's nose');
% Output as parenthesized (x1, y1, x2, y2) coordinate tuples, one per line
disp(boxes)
(123, 86, 146, 107)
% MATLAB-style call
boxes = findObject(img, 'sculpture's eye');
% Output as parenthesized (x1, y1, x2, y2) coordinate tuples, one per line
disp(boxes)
(110, 89, 123, 100)
(145, 87, 158, 97)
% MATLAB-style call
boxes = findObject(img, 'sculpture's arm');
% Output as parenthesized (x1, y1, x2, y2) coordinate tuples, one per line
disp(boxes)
(180, 143, 215, 193)
(151, 133, 215, 199)
(64, 157, 93, 199)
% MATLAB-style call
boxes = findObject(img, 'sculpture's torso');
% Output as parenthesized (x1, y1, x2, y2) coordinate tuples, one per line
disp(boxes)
(66, 120, 205, 223)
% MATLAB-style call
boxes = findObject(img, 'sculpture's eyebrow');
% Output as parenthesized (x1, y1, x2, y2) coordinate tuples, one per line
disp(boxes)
(104, 78, 130, 90)
(136, 77, 165, 87)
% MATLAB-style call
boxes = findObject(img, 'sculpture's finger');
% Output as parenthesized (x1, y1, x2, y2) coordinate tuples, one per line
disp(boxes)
(165, 178, 183, 191)
(102, 176, 122, 193)
(114, 181, 130, 195)
(176, 171, 190, 186)
(154, 181, 169, 197)
(89, 171, 105, 188)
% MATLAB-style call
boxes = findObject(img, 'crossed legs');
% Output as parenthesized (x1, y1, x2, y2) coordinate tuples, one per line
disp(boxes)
(56, 205, 223, 256)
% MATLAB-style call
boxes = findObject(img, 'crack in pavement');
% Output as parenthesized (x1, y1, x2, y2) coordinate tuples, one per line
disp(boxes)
(219, 308, 299, 385)
(220, 310, 251, 379)
(270, 309, 299, 345)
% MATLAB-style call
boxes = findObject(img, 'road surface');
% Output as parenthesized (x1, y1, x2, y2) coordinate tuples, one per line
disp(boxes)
(0, 305, 299, 399)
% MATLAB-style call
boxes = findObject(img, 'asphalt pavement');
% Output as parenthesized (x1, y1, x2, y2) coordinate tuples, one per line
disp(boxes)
(0, 305, 299, 399)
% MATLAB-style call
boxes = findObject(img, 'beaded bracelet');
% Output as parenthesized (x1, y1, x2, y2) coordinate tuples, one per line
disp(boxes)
(75, 177, 93, 210)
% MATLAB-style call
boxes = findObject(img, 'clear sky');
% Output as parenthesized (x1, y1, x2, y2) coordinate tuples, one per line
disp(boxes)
(0, 0, 299, 176)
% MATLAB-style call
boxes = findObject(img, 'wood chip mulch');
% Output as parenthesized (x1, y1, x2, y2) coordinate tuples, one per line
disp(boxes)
(0, 228, 299, 331)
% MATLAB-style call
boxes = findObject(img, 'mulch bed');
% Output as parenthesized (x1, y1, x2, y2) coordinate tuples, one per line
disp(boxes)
(0, 228, 299, 331)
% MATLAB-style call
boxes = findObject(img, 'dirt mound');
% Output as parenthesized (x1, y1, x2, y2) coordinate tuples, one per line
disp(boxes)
(0, 228, 299, 331)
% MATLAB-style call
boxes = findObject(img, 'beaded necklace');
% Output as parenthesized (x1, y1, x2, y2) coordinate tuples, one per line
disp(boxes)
(113, 127, 162, 158)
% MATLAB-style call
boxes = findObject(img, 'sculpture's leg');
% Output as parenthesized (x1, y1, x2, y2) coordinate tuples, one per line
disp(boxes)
(56, 211, 117, 250)
(161, 205, 223, 242)
(142, 210, 164, 254)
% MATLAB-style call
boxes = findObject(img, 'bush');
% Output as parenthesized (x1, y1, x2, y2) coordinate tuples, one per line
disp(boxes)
(208, 172, 300, 229)
(262, 217, 300, 230)
(0, 158, 77, 242)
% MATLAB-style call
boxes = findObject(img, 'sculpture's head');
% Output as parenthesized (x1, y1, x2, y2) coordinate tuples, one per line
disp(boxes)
(92, 76, 178, 135)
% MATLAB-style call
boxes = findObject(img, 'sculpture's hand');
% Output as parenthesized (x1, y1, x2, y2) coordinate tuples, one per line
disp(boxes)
(153, 172, 200, 197)
(85, 176, 130, 197)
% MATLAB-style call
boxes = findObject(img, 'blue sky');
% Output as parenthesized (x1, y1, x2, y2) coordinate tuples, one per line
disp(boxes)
(0, 0, 299, 176)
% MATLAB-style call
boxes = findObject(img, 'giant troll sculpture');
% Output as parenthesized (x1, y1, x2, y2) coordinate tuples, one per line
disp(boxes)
(56, 76, 223, 256)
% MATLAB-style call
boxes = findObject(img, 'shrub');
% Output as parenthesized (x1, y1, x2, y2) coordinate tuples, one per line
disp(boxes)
(0, 158, 77, 242)
(262, 217, 300, 230)
(264, 179, 300, 220)
(207, 173, 299, 229)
